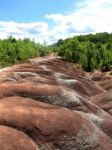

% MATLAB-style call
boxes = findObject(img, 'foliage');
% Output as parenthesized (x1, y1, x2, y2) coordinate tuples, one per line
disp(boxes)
(1, 32, 112, 72)
(0, 37, 50, 67)
(52, 32, 112, 72)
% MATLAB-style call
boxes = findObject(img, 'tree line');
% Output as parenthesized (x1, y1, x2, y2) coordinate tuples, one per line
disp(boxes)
(0, 36, 51, 67)
(0, 33, 112, 72)
(53, 32, 112, 72)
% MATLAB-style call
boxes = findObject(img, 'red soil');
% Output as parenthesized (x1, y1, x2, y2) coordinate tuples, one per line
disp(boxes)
(0, 56, 112, 149)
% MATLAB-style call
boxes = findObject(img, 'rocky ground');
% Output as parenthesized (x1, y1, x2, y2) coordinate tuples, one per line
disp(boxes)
(0, 55, 112, 150)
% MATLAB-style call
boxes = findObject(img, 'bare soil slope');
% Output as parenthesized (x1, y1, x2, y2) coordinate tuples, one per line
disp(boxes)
(0, 56, 112, 150)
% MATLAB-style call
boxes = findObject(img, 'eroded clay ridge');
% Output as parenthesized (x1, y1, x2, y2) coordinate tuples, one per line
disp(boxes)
(0, 55, 112, 150)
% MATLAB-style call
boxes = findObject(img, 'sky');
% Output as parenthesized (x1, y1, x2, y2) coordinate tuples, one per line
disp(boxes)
(0, 0, 112, 44)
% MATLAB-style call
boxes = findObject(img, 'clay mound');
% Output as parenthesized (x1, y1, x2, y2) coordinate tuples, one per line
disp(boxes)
(0, 56, 112, 149)
(91, 90, 112, 115)
(0, 56, 101, 97)
(0, 56, 101, 111)
(99, 80, 112, 90)
(0, 96, 112, 150)
(90, 70, 112, 91)
(91, 71, 105, 81)
(0, 125, 37, 150)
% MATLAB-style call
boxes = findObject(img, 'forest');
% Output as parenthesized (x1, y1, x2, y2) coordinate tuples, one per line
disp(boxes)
(54, 32, 112, 72)
(0, 32, 112, 72)
(0, 36, 51, 67)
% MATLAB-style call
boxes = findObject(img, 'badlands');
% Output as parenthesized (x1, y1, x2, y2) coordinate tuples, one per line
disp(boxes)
(0, 56, 112, 150)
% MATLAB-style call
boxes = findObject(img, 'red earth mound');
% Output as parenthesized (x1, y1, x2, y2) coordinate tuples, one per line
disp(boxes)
(0, 56, 112, 150)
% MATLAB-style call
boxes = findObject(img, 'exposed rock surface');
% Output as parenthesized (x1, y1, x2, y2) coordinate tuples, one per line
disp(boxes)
(0, 55, 112, 150)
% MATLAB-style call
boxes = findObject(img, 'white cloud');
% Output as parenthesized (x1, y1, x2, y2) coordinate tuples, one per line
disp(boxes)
(45, 0, 112, 42)
(0, 0, 112, 44)
(0, 21, 49, 43)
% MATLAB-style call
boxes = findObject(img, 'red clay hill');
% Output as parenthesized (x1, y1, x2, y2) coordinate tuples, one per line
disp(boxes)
(0, 55, 112, 150)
